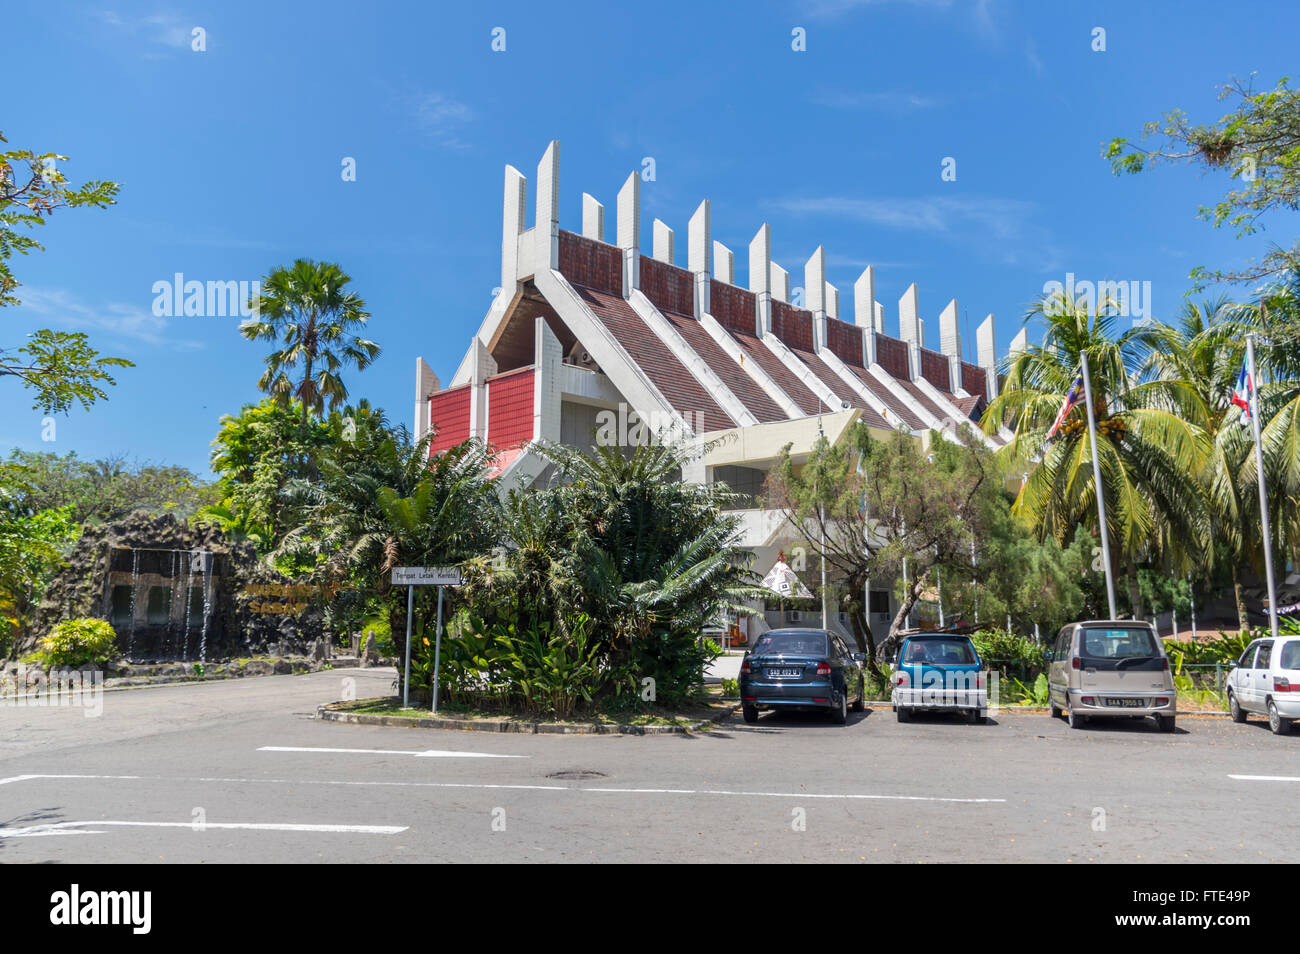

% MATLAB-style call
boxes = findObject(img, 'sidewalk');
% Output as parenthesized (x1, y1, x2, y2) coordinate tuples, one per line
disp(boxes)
(704, 651, 744, 683)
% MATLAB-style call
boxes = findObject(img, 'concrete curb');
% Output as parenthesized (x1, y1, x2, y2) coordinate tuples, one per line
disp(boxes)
(317, 698, 741, 735)
(860, 702, 1229, 717)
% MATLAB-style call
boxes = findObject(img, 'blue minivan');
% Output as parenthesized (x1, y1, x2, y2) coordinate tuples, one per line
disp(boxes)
(891, 633, 988, 724)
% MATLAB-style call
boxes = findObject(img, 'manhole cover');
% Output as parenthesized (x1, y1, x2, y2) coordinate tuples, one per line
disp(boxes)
(546, 770, 607, 781)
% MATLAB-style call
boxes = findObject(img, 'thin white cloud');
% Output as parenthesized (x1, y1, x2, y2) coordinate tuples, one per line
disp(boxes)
(14, 287, 204, 350)
(811, 89, 941, 111)
(97, 10, 195, 50)
(413, 92, 474, 149)
(1025, 36, 1045, 76)
(771, 195, 1037, 240)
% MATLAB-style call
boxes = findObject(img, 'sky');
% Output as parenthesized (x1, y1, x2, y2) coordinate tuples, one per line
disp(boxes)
(4, 0, 1298, 476)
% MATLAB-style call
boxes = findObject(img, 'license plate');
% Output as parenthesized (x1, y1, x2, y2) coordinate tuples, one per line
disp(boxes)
(1104, 697, 1144, 708)
(768, 668, 801, 678)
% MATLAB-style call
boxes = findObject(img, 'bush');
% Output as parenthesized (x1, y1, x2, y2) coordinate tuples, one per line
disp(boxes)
(969, 628, 1046, 678)
(39, 618, 118, 668)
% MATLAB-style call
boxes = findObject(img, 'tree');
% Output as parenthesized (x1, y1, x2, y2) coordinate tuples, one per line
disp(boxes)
(0, 464, 79, 653)
(767, 423, 994, 672)
(1106, 76, 1300, 287)
(4, 449, 217, 524)
(981, 291, 1211, 620)
(240, 259, 381, 424)
(1, 132, 130, 411)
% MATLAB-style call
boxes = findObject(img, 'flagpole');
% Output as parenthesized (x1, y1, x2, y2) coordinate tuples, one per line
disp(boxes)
(1080, 351, 1118, 619)
(1246, 333, 1280, 640)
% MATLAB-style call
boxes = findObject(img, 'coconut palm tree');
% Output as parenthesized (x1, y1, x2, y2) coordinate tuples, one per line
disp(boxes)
(1142, 298, 1261, 630)
(240, 259, 381, 424)
(981, 290, 1211, 618)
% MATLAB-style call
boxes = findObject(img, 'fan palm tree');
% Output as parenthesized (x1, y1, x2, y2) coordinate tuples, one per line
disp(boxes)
(240, 259, 381, 425)
(981, 290, 1211, 618)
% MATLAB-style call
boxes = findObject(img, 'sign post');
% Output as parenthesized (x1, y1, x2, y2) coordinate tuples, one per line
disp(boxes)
(391, 567, 464, 712)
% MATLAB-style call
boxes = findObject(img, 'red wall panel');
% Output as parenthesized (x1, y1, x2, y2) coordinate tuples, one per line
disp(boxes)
(710, 280, 757, 337)
(428, 385, 471, 456)
(487, 368, 535, 450)
(640, 257, 695, 316)
(874, 334, 910, 380)
(920, 348, 951, 391)
(558, 230, 622, 295)
(771, 301, 814, 353)
(825, 317, 864, 367)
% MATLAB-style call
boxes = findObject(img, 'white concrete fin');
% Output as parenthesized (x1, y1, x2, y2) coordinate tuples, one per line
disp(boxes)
(899, 282, 921, 345)
(873, 301, 884, 334)
(713, 241, 734, 285)
(581, 193, 605, 242)
(939, 298, 960, 358)
(652, 219, 675, 264)
(1010, 326, 1029, 355)
(804, 246, 826, 315)
(748, 225, 771, 294)
(617, 171, 640, 294)
(826, 282, 840, 320)
(771, 263, 789, 303)
(688, 200, 711, 274)
(502, 165, 527, 293)
(853, 266, 875, 330)
(536, 141, 560, 269)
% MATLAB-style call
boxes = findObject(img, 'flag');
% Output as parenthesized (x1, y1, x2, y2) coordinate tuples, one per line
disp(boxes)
(1046, 374, 1085, 439)
(1231, 359, 1253, 426)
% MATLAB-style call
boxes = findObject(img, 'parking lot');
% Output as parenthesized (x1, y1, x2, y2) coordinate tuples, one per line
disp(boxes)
(2, 668, 1296, 864)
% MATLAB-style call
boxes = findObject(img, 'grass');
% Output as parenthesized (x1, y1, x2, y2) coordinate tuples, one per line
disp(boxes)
(337, 691, 735, 727)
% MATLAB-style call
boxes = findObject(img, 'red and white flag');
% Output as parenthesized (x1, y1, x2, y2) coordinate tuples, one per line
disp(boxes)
(1047, 374, 1085, 439)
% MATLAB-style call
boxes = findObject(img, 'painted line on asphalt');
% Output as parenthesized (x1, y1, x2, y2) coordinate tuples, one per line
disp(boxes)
(0, 773, 1004, 803)
(1228, 774, 1300, 782)
(258, 745, 527, 759)
(0, 820, 407, 838)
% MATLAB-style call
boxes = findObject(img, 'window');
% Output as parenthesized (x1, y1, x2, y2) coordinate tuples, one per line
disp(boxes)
(1258, 641, 1273, 670)
(905, 639, 975, 665)
(1056, 629, 1072, 658)
(146, 586, 172, 625)
(1281, 641, 1300, 671)
(1241, 643, 1259, 668)
(1080, 627, 1159, 659)
(712, 465, 766, 509)
(869, 590, 890, 615)
(752, 632, 827, 656)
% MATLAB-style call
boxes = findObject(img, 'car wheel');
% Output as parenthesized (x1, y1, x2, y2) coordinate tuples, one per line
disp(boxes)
(975, 709, 988, 725)
(1229, 690, 1247, 724)
(1155, 714, 1176, 733)
(1268, 699, 1292, 735)
(832, 692, 848, 725)
(1067, 707, 1085, 729)
(852, 684, 865, 712)
(896, 705, 911, 723)
(742, 704, 758, 724)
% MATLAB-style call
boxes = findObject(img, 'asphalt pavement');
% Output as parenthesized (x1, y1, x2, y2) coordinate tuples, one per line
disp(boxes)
(2, 667, 1297, 863)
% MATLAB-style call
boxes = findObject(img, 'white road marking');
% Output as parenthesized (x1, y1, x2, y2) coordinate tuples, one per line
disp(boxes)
(1, 773, 1003, 803)
(0, 820, 407, 838)
(1228, 774, 1300, 782)
(257, 745, 526, 758)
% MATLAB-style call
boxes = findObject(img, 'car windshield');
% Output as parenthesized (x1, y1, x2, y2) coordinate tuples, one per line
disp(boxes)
(1080, 627, 1159, 659)
(904, 638, 975, 665)
(1281, 640, 1300, 671)
(753, 633, 827, 656)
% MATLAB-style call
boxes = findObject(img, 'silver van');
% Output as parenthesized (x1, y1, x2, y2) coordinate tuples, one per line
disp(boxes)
(1046, 620, 1177, 732)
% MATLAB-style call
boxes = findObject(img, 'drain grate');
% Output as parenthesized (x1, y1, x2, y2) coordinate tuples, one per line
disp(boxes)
(546, 770, 607, 781)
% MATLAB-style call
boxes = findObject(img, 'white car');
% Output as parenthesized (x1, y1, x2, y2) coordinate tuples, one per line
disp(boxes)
(1226, 635, 1300, 735)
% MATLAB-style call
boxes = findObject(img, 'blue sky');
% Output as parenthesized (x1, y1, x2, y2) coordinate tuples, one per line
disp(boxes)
(5, 0, 1297, 476)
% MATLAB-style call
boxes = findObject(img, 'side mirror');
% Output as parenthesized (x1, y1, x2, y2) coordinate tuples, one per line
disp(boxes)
(1044, 650, 1054, 662)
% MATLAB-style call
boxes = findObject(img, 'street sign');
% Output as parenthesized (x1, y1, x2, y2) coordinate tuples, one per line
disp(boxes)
(391, 566, 463, 586)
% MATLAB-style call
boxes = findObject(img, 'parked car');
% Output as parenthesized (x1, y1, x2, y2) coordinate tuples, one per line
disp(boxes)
(891, 633, 988, 724)
(1226, 634, 1299, 735)
(1046, 621, 1176, 732)
(739, 628, 865, 725)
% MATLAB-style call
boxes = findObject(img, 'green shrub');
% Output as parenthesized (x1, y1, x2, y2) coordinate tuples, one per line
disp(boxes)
(719, 677, 739, 697)
(970, 628, 1046, 677)
(39, 618, 118, 668)
(1007, 673, 1050, 706)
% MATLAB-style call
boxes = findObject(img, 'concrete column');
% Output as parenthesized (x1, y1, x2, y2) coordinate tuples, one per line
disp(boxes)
(414, 357, 440, 443)
(826, 282, 840, 320)
(713, 241, 734, 285)
(468, 338, 497, 441)
(1010, 326, 1028, 356)
(652, 219, 674, 264)
(977, 313, 998, 399)
(749, 224, 772, 337)
(771, 263, 789, 303)
(853, 266, 875, 330)
(874, 301, 884, 334)
(805, 246, 826, 349)
(617, 171, 640, 297)
(689, 200, 711, 319)
(535, 141, 560, 270)
(501, 165, 527, 295)
(533, 316, 563, 443)
(899, 283, 921, 346)
(581, 193, 604, 242)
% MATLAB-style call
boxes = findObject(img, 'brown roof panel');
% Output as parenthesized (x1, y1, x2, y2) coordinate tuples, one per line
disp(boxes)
(792, 348, 890, 429)
(845, 364, 925, 430)
(572, 284, 735, 433)
(660, 309, 787, 423)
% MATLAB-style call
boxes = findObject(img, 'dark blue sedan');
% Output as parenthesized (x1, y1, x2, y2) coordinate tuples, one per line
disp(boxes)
(739, 628, 866, 725)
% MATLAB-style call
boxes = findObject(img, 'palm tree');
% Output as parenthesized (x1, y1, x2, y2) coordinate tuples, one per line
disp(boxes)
(1143, 298, 1261, 631)
(981, 290, 1211, 619)
(1255, 273, 1300, 565)
(241, 259, 381, 424)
